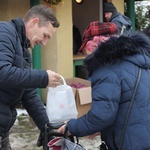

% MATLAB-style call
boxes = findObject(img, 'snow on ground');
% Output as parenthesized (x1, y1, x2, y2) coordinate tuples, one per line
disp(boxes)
(17, 108, 28, 116)
(10, 109, 101, 150)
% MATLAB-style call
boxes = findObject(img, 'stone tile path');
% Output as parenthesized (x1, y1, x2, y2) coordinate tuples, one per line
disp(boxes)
(10, 110, 101, 150)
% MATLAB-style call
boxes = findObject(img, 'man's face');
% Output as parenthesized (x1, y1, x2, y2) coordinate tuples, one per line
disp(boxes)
(104, 12, 113, 22)
(26, 18, 56, 48)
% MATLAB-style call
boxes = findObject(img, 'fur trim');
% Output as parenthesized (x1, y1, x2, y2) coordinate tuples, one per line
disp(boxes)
(84, 32, 150, 76)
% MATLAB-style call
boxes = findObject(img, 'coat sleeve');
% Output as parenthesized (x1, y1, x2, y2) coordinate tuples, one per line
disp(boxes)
(67, 69, 121, 137)
(21, 88, 49, 131)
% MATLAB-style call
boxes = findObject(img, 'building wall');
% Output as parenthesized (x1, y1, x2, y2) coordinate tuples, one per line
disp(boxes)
(42, 0, 73, 101)
(108, 0, 124, 14)
(0, 0, 30, 21)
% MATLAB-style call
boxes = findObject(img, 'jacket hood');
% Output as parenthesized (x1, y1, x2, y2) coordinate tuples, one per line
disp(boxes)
(111, 12, 132, 27)
(84, 32, 150, 76)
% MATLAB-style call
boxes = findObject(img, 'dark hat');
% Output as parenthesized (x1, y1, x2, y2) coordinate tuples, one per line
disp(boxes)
(104, 2, 117, 13)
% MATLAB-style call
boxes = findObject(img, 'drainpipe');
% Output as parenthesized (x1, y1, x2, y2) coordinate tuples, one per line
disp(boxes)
(30, 0, 42, 98)
(126, 0, 135, 31)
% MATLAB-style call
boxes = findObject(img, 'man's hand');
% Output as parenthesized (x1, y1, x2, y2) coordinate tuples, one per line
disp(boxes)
(46, 70, 63, 87)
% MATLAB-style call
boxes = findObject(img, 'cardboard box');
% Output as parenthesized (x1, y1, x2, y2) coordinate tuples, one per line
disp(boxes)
(65, 77, 92, 118)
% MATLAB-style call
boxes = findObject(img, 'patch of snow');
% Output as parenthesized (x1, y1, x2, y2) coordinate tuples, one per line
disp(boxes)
(16, 109, 28, 116)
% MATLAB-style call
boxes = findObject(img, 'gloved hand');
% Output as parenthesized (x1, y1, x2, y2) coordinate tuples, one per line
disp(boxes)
(37, 131, 45, 147)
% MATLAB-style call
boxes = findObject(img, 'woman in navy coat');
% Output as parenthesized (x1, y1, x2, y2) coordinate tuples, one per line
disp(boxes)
(58, 32, 150, 150)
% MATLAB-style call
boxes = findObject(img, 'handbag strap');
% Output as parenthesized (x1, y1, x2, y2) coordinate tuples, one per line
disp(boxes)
(64, 125, 80, 144)
(119, 67, 142, 150)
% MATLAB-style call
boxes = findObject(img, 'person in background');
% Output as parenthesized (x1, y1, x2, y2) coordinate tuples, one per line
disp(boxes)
(104, 2, 133, 35)
(78, 21, 119, 55)
(0, 5, 62, 149)
(57, 31, 150, 150)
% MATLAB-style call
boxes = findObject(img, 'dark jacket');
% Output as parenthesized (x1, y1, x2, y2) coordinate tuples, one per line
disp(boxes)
(110, 12, 132, 35)
(67, 32, 150, 150)
(0, 18, 49, 136)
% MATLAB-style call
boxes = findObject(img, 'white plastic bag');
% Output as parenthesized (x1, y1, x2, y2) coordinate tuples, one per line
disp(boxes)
(46, 76, 78, 124)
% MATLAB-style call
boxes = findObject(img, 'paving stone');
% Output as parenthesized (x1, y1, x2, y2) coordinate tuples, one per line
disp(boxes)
(10, 111, 101, 150)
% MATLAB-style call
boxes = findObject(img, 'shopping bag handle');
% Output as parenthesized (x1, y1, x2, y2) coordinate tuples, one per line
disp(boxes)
(59, 75, 67, 85)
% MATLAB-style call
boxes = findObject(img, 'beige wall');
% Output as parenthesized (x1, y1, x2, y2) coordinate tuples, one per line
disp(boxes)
(42, 2, 73, 76)
(42, 0, 73, 100)
(0, 0, 30, 21)
(0, 1, 9, 21)
(107, 0, 124, 14)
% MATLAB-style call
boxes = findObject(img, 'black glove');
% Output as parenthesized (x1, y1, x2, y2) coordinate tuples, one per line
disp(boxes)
(37, 123, 53, 149)
(37, 131, 45, 147)
(37, 123, 64, 149)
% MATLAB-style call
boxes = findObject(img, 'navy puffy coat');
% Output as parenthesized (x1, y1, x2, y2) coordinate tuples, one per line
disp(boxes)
(0, 18, 49, 136)
(67, 32, 150, 150)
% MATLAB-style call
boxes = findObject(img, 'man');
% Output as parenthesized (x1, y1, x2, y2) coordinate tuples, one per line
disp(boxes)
(0, 4, 62, 149)
(104, 2, 133, 35)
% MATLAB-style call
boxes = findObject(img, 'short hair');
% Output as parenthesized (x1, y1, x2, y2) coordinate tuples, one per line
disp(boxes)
(23, 5, 59, 28)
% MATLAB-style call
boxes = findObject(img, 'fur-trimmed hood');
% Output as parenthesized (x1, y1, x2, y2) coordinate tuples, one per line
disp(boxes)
(84, 32, 150, 76)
